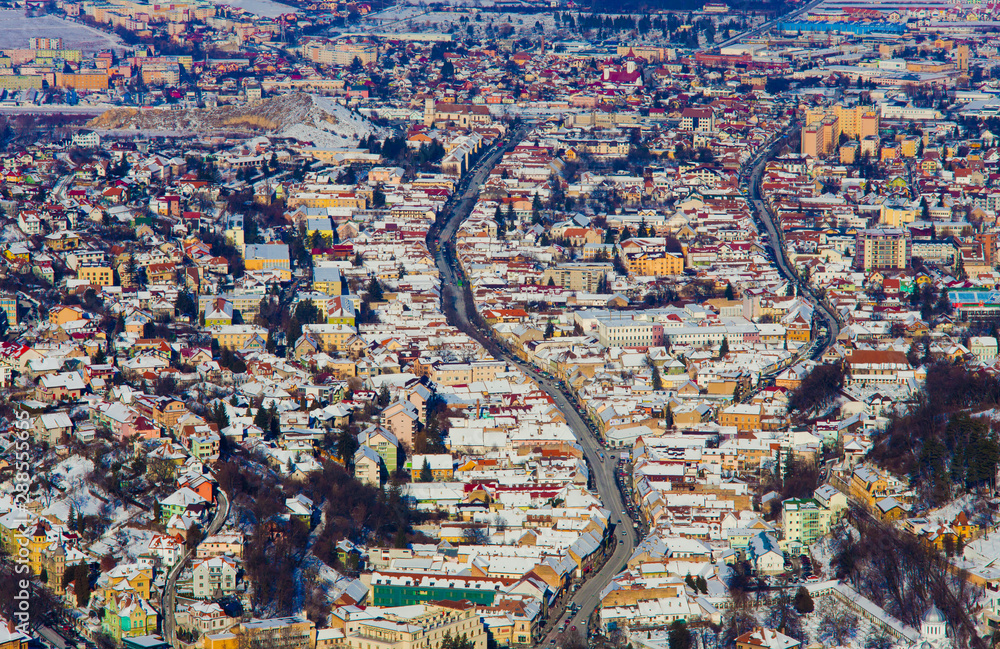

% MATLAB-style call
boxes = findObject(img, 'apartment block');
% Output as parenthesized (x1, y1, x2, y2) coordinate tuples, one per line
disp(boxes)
(853, 228, 911, 271)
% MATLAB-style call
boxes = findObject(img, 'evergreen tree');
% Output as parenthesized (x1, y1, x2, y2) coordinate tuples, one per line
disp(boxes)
(420, 458, 433, 482)
(243, 214, 261, 245)
(651, 364, 663, 391)
(269, 405, 280, 438)
(368, 277, 384, 302)
(254, 405, 270, 430)
(73, 562, 90, 607)
(793, 586, 814, 614)
(719, 338, 729, 357)
(665, 404, 674, 428)
(544, 320, 555, 339)
(667, 621, 692, 649)
(725, 282, 735, 300)
(338, 428, 358, 466)
(214, 402, 230, 430)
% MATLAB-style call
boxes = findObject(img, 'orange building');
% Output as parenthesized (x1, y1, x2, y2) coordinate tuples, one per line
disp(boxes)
(54, 71, 109, 90)
(78, 265, 115, 286)
(719, 404, 763, 431)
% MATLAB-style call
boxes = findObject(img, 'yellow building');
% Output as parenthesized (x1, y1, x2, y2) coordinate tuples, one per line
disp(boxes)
(211, 325, 269, 349)
(107, 564, 153, 600)
(879, 202, 917, 228)
(232, 616, 316, 649)
(622, 251, 683, 277)
(806, 104, 879, 140)
(48, 305, 87, 326)
(103, 592, 157, 642)
(900, 137, 920, 158)
(78, 265, 116, 286)
(203, 633, 238, 649)
(287, 192, 367, 210)
(301, 323, 356, 351)
(429, 360, 507, 386)
(244, 243, 290, 271)
(312, 267, 343, 295)
(849, 466, 888, 511)
(719, 404, 763, 431)
(340, 601, 487, 649)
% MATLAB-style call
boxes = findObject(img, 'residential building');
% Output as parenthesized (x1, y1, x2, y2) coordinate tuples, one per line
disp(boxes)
(355, 445, 383, 487)
(854, 229, 911, 271)
(211, 325, 269, 349)
(340, 601, 487, 649)
(191, 555, 239, 599)
(781, 498, 833, 545)
(736, 628, 802, 649)
(232, 617, 316, 649)
(244, 244, 290, 271)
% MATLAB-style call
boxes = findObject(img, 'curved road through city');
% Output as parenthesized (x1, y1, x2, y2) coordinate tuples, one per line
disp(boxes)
(430, 99, 842, 646)
(162, 489, 230, 647)
(744, 125, 841, 358)
(429, 129, 640, 644)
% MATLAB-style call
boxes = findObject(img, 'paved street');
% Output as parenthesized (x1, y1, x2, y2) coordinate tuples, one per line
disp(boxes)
(161, 489, 230, 647)
(744, 125, 842, 358)
(429, 128, 639, 645)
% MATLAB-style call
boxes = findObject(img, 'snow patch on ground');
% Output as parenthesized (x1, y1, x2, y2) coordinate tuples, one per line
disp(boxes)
(0, 11, 125, 52)
(0, 223, 25, 242)
(96, 526, 155, 561)
(50, 456, 94, 489)
(278, 98, 381, 148)
(924, 494, 976, 526)
(208, 0, 296, 17)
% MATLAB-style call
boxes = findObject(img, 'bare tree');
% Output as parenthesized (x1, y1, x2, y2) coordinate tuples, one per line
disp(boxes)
(461, 526, 489, 545)
(818, 595, 859, 646)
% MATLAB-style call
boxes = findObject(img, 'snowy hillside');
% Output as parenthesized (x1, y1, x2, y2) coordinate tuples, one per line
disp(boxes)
(87, 93, 382, 147)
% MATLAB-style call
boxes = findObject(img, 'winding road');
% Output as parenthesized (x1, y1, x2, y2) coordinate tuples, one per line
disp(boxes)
(742, 124, 842, 359)
(428, 127, 639, 645)
(161, 489, 230, 648)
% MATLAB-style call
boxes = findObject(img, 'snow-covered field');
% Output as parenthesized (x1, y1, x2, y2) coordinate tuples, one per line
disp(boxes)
(49, 455, 94, 491)
(209, 0, 297, 18)
(41, 456, 134, 526)
(0, 224, 25, 243)
(0, 11, 125, 51)
(363, 7, 559, 33)
(91, 526, 155, 561)
(279, 95, 382, 148)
